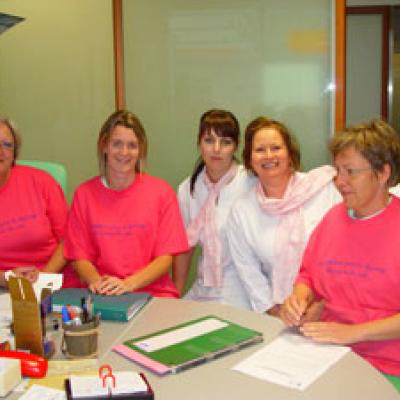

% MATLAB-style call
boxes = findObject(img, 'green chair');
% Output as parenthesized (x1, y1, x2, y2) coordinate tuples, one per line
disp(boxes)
(16, 160, 67, 194)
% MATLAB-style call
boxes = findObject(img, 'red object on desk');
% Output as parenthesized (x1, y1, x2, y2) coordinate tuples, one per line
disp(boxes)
(0, 350, 48, 378)
(99, 364, 116, 388)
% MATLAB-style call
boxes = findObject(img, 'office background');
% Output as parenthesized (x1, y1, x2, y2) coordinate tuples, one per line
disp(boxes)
(1, 0, 393, 200)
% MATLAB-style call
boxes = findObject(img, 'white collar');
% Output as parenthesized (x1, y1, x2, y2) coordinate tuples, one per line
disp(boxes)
(348, 196, 392, 220)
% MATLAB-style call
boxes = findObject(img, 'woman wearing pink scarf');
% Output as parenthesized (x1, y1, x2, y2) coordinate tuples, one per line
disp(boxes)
(173, 109, 255, 309)
(226, 117, 341, 316)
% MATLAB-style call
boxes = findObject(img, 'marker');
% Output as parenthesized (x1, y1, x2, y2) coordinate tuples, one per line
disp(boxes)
(61, 306, 70, 324)
(66, 305, 78, 320)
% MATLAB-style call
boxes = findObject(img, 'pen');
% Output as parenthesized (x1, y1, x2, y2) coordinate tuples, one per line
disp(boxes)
(86, 295, 93, 321)
(81, 297, 89, 323)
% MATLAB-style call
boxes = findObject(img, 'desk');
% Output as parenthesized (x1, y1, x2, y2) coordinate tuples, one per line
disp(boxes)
(7, 298, 400, 399)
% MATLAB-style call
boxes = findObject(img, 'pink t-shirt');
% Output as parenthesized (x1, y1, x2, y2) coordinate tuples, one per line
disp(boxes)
(64, 174, 189, 297)
(0, 165, 68, 270)
(297, 198, 400, 375)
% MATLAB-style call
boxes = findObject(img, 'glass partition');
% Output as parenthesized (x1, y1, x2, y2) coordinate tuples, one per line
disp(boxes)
(123, 0, 334, 188)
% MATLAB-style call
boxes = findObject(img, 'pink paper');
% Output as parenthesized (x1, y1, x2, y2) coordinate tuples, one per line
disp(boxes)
(112, 344, 171, 375)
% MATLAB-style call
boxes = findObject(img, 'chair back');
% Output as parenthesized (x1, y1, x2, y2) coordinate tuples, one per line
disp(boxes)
(16, 160, 67, 194)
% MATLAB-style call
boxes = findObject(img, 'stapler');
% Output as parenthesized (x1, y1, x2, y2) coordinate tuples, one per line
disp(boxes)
(0, 350, 48, 378)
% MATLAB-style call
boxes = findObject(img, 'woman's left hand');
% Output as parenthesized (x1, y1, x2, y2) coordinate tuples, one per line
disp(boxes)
(266, 304, 281, 318)
(96, 276, 130, 296)
(300, 322, 362, 345)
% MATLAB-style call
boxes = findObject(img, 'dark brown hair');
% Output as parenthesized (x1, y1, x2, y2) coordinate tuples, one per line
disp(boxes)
(190, 109, 240, 194)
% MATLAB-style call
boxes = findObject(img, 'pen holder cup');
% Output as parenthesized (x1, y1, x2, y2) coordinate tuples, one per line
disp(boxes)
(61, 318, 100, 359)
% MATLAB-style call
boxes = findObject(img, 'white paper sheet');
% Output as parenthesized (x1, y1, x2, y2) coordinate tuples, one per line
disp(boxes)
(233, 332, 350, 391)
(0, 293, 12, 323)
(4, 272, 62, 303)
(17, 384, 66, 400)
(33, 273, 63, 300)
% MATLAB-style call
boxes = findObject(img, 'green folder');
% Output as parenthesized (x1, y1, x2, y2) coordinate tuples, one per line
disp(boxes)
(52, 288, 151, 322)
(113, 315, 263, 374)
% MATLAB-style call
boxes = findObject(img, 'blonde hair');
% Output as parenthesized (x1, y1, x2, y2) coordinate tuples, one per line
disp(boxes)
(0, 117, 20, 164)
(97, 110, 147, 176)
(330, 119, 400, 187)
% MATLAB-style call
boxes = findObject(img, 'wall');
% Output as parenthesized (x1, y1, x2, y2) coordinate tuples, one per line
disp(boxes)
(0, 0, 115, 200)
(0, 0, 334, 201)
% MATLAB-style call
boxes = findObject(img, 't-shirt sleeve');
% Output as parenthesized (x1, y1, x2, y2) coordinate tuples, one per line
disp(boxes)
(153, 185, 189, 257)
(296, 214, 323, 289)
(41, 174, 68, 241)
(64, 188, 96, 262)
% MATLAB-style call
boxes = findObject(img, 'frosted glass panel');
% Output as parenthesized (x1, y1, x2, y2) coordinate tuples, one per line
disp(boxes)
(346, 14, 382, 125)
(123, 0, 333, 188)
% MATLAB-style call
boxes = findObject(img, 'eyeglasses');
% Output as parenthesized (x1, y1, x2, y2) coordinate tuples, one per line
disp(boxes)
(0, 140, 14, 151)
(334, 166, 372, 179)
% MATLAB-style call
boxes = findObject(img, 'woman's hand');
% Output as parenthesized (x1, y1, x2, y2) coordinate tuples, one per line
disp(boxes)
(89, 275, 130, 296)
(12, 266, 39, 283)
(266, 304, 281, 317)
(280, 293, 310, 327)
(300, 322, 363, 345)
(299, 300, 325, 324)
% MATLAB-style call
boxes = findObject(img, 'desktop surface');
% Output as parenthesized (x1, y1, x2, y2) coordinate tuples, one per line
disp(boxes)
(5, 297, 400, 399)
(99, 298, 399, 400)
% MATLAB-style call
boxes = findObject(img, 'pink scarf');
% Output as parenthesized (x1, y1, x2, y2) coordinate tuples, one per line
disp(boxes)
(256, 165, 336, 303)
(187, 164, 238, 287)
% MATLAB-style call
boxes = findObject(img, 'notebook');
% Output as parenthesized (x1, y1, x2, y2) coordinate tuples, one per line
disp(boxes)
(113, 315, 263, 375)
(65, 371, 154, 400)
(52, 288, 151, 322)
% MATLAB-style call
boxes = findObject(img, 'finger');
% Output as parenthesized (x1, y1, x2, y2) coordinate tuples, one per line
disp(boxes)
(311, 336, 335, 344)
(104, 286, 124, 296)
(102, 281, 125, 295)
(99, 279, 122, 294)
(26, 273, 37, 283)
(302, 322, 332, 332)
(283, 298, 304, 325)
(89, 281, 103, 293)
(280, 306, 299, 327)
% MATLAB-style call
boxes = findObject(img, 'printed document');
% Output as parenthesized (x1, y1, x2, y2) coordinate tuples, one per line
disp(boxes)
(33, 272, 63, 300)
(233, 332, 350, 390)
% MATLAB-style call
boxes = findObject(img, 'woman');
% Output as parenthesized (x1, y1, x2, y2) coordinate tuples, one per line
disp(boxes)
(226, 117, 341, 315)
(64, 110, 188, 297)
(0, 117, 68, 287)
(173, 109, 255, 309)
(281, 120, 400, 387)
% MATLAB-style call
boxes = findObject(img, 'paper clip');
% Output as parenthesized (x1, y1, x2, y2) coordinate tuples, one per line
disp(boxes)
(99, 364, 116, 389)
